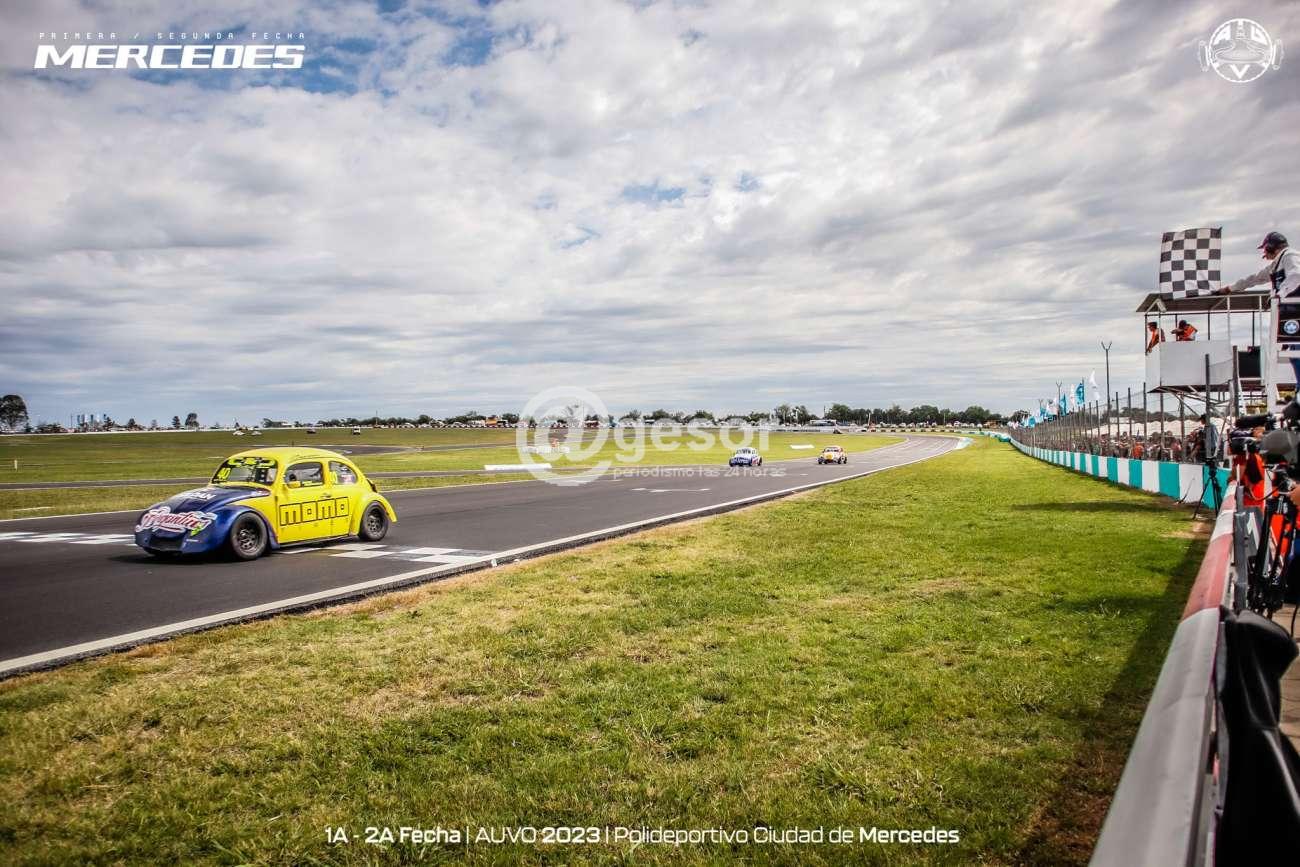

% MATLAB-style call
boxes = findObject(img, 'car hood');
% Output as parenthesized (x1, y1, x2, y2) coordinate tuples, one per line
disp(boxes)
(159, 485, 271, 512)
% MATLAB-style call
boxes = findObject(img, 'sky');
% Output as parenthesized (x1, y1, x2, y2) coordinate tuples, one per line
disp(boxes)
(1, 0, 1299, 426)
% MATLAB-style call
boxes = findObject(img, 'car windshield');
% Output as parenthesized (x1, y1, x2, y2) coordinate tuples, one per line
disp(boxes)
(737, 449, 755, 454)
(213, 456, 278, 486)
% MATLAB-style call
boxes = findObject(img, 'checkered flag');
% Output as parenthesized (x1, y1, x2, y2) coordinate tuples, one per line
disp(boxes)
(1158, 227, 1221, 298)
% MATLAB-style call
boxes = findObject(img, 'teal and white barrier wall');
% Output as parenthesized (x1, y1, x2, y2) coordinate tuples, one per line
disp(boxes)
(1009, 439, 1230, 508)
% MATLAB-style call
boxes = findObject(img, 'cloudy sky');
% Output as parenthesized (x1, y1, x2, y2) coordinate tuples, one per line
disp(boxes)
(2, 0, 1298, 425)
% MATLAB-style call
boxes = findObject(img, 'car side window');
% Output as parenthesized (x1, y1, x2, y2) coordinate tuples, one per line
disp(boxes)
(330, 461, 358, 485)
(284, 461, 324, 487)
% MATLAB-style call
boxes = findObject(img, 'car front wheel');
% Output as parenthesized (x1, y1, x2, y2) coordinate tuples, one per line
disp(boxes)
(229, 513, 268, 560)
(359, 504, 389, 542)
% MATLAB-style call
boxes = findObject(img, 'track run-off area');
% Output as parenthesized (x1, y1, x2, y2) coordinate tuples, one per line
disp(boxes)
(0, 436, 961, 676)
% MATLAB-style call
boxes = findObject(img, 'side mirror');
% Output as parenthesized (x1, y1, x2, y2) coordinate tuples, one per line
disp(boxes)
(286, 480, 302, 489)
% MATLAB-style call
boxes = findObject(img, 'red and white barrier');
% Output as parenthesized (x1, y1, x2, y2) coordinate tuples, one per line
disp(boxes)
(1091, 482, 1237, 866)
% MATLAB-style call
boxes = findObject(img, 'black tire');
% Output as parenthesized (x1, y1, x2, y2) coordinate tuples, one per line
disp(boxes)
(228, 513, 268, 560)
(359, 504, 389, 542)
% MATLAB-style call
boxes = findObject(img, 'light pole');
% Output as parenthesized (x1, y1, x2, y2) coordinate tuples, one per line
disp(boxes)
(1101, 341, 1113, 439)
(1100, 342, 1112, 403)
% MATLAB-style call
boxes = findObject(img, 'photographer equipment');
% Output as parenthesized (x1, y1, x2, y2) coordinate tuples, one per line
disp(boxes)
(1235, 412, 1277, 432)
(1240, 404, 1300, 617)
(1191, 415, 1226, 517)
(1247, 467, 1297, 616)
(1228, 432, 1259, 456)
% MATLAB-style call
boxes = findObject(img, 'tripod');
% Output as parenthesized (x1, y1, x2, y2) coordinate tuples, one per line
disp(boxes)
(1193, 458, 1226, 520)
(1247, 469, 1298, 619)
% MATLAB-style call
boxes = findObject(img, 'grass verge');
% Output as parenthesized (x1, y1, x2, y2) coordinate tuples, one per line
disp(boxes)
(0, 440, 1205, 864)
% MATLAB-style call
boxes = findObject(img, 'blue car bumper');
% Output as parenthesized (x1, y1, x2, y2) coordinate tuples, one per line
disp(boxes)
(133, 505, 273, 556)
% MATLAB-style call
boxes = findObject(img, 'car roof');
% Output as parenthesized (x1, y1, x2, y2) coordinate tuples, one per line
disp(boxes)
(225, 447, 352, 464)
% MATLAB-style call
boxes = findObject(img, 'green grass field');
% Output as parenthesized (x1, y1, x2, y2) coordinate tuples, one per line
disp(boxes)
(0, 440, 1204, 864)
(0, 429, 893, 482)
(0, 429, 899, 519)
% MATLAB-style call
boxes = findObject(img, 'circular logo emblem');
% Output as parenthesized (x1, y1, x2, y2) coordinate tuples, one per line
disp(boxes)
(515, 386, 611, 486)
(1200, 19, 1284, 83)
(1284, 319, 1300, 336)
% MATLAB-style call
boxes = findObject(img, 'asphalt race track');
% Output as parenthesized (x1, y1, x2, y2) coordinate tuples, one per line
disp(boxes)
(0, 436, 961, 676)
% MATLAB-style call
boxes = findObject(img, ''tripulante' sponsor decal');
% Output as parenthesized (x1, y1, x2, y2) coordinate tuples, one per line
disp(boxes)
(33, 31, 306, 70)
(135, 507, 218, 535)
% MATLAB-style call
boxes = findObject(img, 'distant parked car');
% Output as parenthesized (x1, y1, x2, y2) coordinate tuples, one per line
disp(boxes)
(351, 426, 362, 435)
(307, 427, 317, 435)
(134, 447, 396, 560)
(818, 445, 847, 465)
(250, 429, 262, 437)
(233, 430, 245, 437)
(729, 447, 763, 467)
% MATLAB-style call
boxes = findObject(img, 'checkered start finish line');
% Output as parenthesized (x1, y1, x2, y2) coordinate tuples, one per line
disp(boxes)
(1158, 226, 1221, 298)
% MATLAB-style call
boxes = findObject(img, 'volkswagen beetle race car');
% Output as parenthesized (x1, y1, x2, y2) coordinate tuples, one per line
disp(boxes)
(134, 447, 396, 560)
(817, 445, 848, 465)
(728, 447, 763, 467)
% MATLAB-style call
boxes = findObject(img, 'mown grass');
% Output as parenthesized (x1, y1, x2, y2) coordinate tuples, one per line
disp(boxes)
(0, 440, 1204, 864)
(0, 430, 895, 483)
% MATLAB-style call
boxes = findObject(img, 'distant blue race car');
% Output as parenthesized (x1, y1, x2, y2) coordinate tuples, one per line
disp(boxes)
(728, 447, 763, 467)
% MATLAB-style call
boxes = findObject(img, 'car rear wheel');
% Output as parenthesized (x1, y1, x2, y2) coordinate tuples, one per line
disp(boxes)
(229, 514, 268, 560)
(359, 504, 389, 542)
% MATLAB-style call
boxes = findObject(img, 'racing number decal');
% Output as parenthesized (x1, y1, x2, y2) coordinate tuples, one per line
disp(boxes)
(278, 498, 350, 527)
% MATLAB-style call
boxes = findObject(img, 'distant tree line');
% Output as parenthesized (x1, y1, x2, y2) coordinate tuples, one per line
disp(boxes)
(1, 391, 1013, 435)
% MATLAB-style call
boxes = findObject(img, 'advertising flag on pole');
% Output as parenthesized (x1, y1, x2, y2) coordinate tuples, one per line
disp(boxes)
(1088, 370, 1101, 402)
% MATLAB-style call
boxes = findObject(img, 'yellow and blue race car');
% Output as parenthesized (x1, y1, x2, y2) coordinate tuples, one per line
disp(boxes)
(134, 447, 397, 560)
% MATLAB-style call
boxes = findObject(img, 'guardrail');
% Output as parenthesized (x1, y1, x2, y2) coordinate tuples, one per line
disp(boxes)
(1000, 436, 1300, 862)
(1090, 482, 1240, 866)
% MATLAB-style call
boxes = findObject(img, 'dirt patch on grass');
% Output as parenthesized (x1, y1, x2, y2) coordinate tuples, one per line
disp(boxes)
(1163, 520, 1213, 540)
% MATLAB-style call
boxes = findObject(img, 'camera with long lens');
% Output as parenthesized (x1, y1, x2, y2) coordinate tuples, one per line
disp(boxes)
(1228, 432, 1259, 456)
(1236, 403, 1300, 469)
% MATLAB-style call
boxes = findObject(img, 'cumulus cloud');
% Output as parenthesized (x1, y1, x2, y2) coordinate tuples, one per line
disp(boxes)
(1, 0, 1298, 424)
